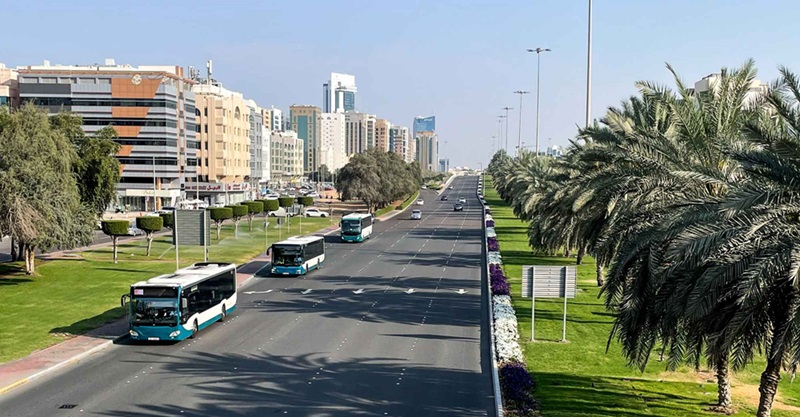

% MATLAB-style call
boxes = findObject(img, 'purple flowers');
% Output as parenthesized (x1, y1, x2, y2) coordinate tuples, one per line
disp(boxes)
(499, 361, 539, 415)
(489, 265, 511, 296)
(486, 220, 495, 228)
(488, 240, 499, 252)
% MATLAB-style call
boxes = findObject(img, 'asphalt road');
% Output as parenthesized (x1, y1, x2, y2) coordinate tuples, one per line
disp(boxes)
(0, 175, 495, 417)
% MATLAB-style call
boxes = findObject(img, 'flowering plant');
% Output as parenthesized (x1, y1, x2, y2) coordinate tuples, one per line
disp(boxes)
(493, 295, 523, 362)
(499, 361, 539, 416)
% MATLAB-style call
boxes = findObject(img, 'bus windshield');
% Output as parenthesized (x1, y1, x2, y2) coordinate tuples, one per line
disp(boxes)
(341, 219, 362, 235)
(132, 299, 178, 326)
(272, 246, 303, 266)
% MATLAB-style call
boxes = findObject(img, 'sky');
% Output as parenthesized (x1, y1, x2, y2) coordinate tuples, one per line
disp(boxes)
(3, 0, 800, 169)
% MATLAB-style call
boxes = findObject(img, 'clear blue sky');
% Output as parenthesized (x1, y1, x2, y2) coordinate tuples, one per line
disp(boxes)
(3, 0, 799, 169)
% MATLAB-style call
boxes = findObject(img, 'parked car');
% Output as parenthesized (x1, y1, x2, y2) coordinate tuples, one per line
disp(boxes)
(453, 203, 464, 212)
(126, 221, 144, 236)
(268, 207, 295, 217)
(264, 193, 280, 200)
(441, 195, 449, 201)
(306, 191, 320, 198)
(416, 199, 424, 206)
(303, 208, 328, 218)
(410, 210, 422, 220)
(448, 186, 454, 190)
(458, 197, 467, 204)
(421, 185, 427, 190)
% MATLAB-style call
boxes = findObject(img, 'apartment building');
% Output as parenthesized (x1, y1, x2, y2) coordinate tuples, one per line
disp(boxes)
(271, 130, 304, 184)
(389, 125, 410, 161)
(0, 63, 19, 108)
(191, 81, 251, 205)
(344, 111, 376, 155)
(318, 112, 348, 171)
(375, 119, 391, 152)
(17, 59, 196, 211)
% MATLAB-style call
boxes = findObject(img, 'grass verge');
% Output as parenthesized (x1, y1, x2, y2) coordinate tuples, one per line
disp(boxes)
(374, 190, 420, 218)
(484, 178, 800, 416)
(0, 216, 330, 363)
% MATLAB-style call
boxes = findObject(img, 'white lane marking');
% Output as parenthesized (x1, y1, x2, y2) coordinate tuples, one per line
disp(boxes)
(405, 288, 416, 294)
(301, 289, 313, 295)
(243, 290, 273, 295)
(353, 288, 365, 294)
(456, 289, 467, 294)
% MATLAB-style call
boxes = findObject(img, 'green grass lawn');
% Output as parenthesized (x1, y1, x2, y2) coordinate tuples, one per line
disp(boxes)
(484, 179, 800, 416)
(0, 216, 331, 363)
(374, 191, 420, 218)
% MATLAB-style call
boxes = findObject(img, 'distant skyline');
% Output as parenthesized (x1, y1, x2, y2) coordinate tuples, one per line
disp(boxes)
(3, 0, 800, 169)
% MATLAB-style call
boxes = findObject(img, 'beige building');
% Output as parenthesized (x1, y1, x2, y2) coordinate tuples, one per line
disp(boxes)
(271, 130, 304, 183)
(192, 82, 252, 205)
(375, 119, 391, 152)
(406, 133, 416, 163)
(318, 112, 348, 171)
(0, 63, 18, 108)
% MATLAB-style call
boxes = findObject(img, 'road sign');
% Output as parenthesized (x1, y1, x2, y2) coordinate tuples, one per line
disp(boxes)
(172, 210, 211, 246)
(521, 265, 577, 342)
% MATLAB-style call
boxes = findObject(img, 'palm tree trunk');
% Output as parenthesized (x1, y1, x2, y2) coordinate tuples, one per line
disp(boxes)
(596, 262, 604, 287)
(714, 356, 733, 412)
(576, 246, 585, 265)
(757, 326, 786, 417)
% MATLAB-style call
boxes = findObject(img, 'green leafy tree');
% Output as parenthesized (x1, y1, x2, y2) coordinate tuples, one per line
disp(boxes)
(298, 196, 314, 212)
(159, 211, 174, 230)
(227, 205, 248, 235)
(136, 216, 163, 256)
(278, 196, 294, 210)
(209, 207, 233, 240)
(101, 220, 130, 264)
(260, 199, 279, 225)
(0, 104, 93, 274)
(51, 113, 121, 217)
(241, 201, 264, 231)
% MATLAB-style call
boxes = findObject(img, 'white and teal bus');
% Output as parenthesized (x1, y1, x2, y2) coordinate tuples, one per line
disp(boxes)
(270, 235, 326, 275)
(120, 262, 237, 342)
(340, 213, 374, 242)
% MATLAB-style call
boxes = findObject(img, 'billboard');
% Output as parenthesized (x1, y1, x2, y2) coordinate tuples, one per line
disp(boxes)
(414, 116, 435, 134)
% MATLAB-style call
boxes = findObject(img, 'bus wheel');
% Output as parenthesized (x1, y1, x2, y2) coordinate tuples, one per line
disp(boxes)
(220, 305, 227, 322)
(190, 320, 198, 339)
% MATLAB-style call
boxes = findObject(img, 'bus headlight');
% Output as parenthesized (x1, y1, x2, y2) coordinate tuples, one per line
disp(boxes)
(169, 331, 180, 338)
(129, 330, 139, 337)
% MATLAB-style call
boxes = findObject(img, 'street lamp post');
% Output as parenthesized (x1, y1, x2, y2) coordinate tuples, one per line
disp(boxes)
(526, 47, 551, 157)
(586, 0, 593, 128)
(501, 107, 513, 152)
(497, 116, 506, 152)
(513, 90, 530, 156)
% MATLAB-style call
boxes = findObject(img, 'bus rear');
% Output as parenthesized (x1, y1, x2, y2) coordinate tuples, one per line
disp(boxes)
(340, 213, 373, 242)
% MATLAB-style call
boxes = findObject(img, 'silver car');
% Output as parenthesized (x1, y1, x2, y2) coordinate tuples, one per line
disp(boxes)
(410, 210, 422, 220)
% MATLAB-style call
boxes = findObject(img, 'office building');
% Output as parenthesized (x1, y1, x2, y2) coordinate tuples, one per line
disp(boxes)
(389, 125, 410, 161)
(191, 79, 251, 205)
(416, 132, 439, 172)
(375, 119, 391, 152)
(247, 100, 270, 198)
(318, 112, 347, 171)
(406, 133, 416, 164)
(18, 59, 196, 211)
(271, 130, 304, 183)
(322, 72, 357, 113)
(438, 158, 450, 173)
(266, 106, 282, 132)
(413, 115, 436, 137)
(0, 64, 19, 108)
(290, 105, 322, 173)
(345, 111, 376, 155)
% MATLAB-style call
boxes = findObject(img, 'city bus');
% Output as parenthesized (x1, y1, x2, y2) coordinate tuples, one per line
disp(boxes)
(270, 235, 326, 275)
(340, 213, 374, 242)
(120, 262, 237, 341)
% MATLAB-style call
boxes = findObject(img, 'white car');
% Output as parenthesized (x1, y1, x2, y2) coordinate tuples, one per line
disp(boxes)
(416, 199, 424, 206)
(303, 208, 328, 218)
(458, 197, 467, 204)
(268, 207, 295, 217)
(264, 193, 280, 200)
(410, 210, 422, 220)
(306, 192, 320, 198)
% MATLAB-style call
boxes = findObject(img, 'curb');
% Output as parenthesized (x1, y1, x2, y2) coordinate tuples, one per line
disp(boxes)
(481, 175, 504, 417)
(0, 332, 128, 396)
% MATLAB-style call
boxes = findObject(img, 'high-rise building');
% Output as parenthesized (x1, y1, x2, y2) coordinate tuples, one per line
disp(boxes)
(266, 106, 283, 132)
(413, 115, 436, 137)
(389, 125, 410, 161)
(290, 105, 322, 173)
(416, 132, 439, 172)
(317, 112, 348, 171)
(270, 130, 304, 183)
(345, 111, 376, 155)
(375, 119, 391, 152)
(406, 133, 416, 164)
(0, 63, 19, 108)
(191, 79, 252, 205)
(247, 100, 270, 198)
(438, 158, 450, 173)
(322, 72, 357, 113)
(18, 59, 196, 211)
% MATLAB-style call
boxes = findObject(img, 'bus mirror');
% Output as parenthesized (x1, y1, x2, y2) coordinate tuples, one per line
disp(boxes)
(181, 298, 188, 309)
(120, 294, 130, 307)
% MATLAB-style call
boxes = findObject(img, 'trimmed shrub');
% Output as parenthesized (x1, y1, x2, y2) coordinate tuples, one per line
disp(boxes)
(136, 216, 164, 256)
(499, 362, 538, 416)
(101, 220, 131, 264)
(209, 207, 233, 239)
(278, 196, 294, 208)
(159, 212, 174, 230)
(242, 201, 264, 231)
(262, 199, 280, 213)
(298, 196, 314, 207)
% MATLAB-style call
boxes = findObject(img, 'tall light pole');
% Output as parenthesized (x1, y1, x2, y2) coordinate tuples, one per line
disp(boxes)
(585, 0, 593, 128)
(497, 116, 506, 153)
(501, 107, 513, 152)
(526, 47, 551, 156)
(513, 91, 530, 156)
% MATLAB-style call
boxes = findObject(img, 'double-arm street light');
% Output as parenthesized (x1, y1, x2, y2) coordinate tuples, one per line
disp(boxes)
(513, 90, 530, 156)
(526, 47, 551, 156)
(501, 106, 513, 152)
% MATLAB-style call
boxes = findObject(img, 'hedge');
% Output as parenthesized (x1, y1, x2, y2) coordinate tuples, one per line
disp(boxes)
(242, 201, 264, 215)
(278, 196, 295, 208)
(261, 199, 280, 213)
(100, 220, 130, 236)
(298, 196, 314, 207)
(226, 205, 249, 219)
(159, 212, 174, 229)
(209, 207, 233, 222)
(136, 216, 164, 233)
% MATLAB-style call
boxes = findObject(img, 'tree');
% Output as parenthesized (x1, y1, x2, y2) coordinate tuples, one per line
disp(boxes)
(101, 220, 130, 264)
(227, 205, 248, 235)
(336, 149, 417, 213)
(261, 199, 280, 222)
(0, 104, 93, 274)
(278, 196, 294, 210)
(298, 196, 314, 214)
(136, 216, 163, 256)
(51, 114, 121, 217)
(159, 211, 174, 231)
(241, 201, 264, 231)
(209, 207, 233, 240)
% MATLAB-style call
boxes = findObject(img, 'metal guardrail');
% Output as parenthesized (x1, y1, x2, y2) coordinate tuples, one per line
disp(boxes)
(480, 178, 504, 417)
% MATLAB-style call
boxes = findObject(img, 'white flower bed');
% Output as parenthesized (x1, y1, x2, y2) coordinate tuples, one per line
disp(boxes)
(485, 214, 494, 221)
(493, 295, 524, 362)
(488, 252, 502, 264)
(486, 228, 497, 238)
